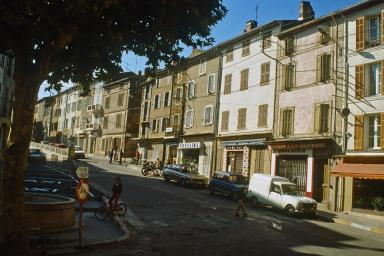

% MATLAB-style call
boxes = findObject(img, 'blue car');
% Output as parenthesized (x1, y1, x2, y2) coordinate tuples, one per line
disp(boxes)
(208, 171, 247, 200)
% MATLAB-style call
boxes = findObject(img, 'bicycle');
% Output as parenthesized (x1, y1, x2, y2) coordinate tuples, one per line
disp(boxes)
(94, 197, 127, 221)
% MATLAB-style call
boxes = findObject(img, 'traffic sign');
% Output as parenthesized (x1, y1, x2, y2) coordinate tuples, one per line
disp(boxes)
(76, 179, 89, 204)
(76, 166, 89, 179)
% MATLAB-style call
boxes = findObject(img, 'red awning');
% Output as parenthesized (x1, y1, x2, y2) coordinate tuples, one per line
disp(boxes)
(331, 163, 384, 179)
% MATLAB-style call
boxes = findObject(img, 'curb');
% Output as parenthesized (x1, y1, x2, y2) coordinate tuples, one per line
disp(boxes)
(317, 211, 384, 235)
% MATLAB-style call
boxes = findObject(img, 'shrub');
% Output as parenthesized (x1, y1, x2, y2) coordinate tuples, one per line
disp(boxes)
(371, 197, 384, 211)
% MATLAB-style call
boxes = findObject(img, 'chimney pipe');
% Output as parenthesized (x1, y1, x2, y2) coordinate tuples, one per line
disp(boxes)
(244, 20, 257, 33)
(298, 1, 314, 21)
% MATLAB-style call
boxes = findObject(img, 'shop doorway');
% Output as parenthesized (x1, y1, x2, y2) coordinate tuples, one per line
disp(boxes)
(227, 151, 243, 173)
(182, 149, 199, 170)
(168, 145, 177, 164)
(277, 156, 307, 195)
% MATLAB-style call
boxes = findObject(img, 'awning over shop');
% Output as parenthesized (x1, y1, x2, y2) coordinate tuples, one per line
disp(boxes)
(222, 139, 265, 147)
(331, 163, 384, 179)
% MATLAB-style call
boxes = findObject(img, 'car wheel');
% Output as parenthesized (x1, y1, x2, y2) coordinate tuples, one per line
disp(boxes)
(251, 197, 259, 208)
(285, 205, 296, 216)
(180, 179, 187, 187)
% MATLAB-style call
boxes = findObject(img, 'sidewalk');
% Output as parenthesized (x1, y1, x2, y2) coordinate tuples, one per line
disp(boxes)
(317, 203, 384, 235)
(86, 154, 142, 172)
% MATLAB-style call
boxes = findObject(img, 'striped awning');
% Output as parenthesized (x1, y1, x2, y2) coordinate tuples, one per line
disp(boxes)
(222, 139, 266, 147)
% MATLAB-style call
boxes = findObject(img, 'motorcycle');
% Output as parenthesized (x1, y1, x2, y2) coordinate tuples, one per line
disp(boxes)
(141, 161, 163, 177)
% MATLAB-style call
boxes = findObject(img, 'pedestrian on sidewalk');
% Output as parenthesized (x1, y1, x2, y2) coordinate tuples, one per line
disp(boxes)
(109, 176, 123, 214)
(235, 187, 248, 217)
(109, 149, 114, 164)
(119, 149, 124, 165)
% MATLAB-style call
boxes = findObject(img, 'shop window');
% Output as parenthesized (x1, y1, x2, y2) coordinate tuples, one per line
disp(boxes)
(224, 74, 232, 94)
(277, 158, 307, 195)
(353, 179, 384, 210)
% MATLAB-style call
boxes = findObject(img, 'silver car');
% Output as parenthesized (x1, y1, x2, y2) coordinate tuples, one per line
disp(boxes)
(163, 164, 208, 187)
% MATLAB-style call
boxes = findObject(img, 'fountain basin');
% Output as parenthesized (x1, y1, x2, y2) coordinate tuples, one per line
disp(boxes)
(25, 193, 75, 232)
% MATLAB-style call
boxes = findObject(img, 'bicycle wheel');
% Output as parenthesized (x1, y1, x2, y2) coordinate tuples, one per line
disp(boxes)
(117, 203, 127, 217)
(95, 206, 109, 220)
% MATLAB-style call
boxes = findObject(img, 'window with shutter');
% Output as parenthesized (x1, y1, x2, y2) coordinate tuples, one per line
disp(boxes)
(258, 104, 268, 128)
(284, 64, 295, 90)
(118, 93, 124, 106)
(318, 53, 332, 82)
(382, 11, 384, 45)
(237, 108, 247, 129)
(185, 110, 194, 128)
(285, 36, 295, 55)
(367, 62, 382, 96)
(260, 62, 270, 86)
(240, 69, 249, 91)
(242, 40, 250, 57)
(355, 65, 365, 99)
(367, 16, 381, 47)
(199, 59, 206, 75)
(173, 114, 180, 131)
(221, 111, 229, 131)
(116, 113, 122, 128)
(188, 81, 196, 98)
(356, 17, 365, 51)
(203, 105, 213, 126)
(175, 87, 182, 102)
(164, 92, 170, 106)
(103, 116, 109, 129)
(207, 74, 215, 94)
(319, 104, 330, 133)
(226, 47, 233, 62)
(354, 115, 364, 150)
(154, 95, 160, 108)
(281, 109, 293, 136)
(224, 74, 232, 94)
(382, 61, 384, 96)
(105, 96, 110, 109)
(263, 34, 272, 49)
(319, 24, 331, 44)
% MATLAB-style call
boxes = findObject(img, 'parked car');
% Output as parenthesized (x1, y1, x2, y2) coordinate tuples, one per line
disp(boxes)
(163, 164, 208, 187)
(247, 173, 317, 216)
(208, 171, 247, 200)
(74, 146, 85, 159)
(28, 148, 46, 164)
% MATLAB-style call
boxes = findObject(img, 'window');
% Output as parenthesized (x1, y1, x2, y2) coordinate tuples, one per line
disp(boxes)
(368, 115, 381, 149)
(66, 104, 70, 113)
(368, 16, 381, 47)
(175, 87, 182, 102)
(163, 92, 170, 107)
(154, 95, 160, 109)
(315, 103, 330, 133)
(105, 96, 110, 109)
(188, 81, 196, 99)
(155, 77, 160, 88)
(71, 117, 75, 128)
(319, 24, 331, 44)
(258, 104, 268, 128)
(260, 62, 270, 85)
(161, 117, 168, 132)
(203, 105, 214, 126)
(76, 116, 80, 128)
(284, 36, 295, 55)
(185, 109, 194, 128)
(221, 111, 229, 131)
(118, 93, 124, 107)
(199, 59, 206, 75)
(173, 114, 180, 129)
(237, 108, 247, 129)
(240, 69, 249, 91)
(144, 86, 151, 100)
(283, 63, 295, 90)
(151, 119, 157, 133)
(226, 47, 233, 62)
(207, 74, 215, 94)
(224, 74, 232, 94)
(103, 116, 109, 129)
(143, 102, 149, 121)
(71, 102, 76, 112)
(367, 62, 382, 96)
(281, 109, 293, 136)
(242, 40, 250, 57)
(317, 53, 332, 82)
(116, 113, 122, 128)
(263, 34, 272, 49)
(177, 73, 183, 83)
(166, 75, 172, 86)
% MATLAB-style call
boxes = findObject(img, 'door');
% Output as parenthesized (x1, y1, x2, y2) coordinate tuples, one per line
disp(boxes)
(268, 183, 282, 208)
(277, 156, 307, 195)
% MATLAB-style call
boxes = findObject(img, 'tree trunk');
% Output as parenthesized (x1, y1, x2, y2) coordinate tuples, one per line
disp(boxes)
(0, 78, 39, 255)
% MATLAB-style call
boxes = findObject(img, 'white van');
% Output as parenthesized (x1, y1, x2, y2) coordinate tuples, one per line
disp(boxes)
(247, 173, 317, 215)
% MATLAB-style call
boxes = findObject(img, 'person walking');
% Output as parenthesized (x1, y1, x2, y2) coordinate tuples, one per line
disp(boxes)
(109, 176, 123, 214)
(235, 187, 248, 217)
(109, 149, 113, 164)
(119, 149, 124, 165)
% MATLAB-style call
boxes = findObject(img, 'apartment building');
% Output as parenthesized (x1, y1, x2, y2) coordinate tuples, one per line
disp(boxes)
(330, 0, 384, 212)
(270, 1, 346, 202)
(98, 73, 142, 157)
(216, 20, 296, 180)
(32, 98, 46, 142)
(0, 53, 14, 156)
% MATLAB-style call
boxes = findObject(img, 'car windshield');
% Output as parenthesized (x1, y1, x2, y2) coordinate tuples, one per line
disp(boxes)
(29, 149, 41, 154)
(281, 184, 299, 195)
(75, 147, 82, 150)
(228, 175, 247, 185)
(180, 165, 198, 174)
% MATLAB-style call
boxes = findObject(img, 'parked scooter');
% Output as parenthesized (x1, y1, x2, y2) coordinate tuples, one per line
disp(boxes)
(141, 161, 163, 177)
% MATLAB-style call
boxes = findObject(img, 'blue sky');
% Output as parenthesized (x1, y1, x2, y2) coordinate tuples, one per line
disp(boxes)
(38, 0, 359, 99)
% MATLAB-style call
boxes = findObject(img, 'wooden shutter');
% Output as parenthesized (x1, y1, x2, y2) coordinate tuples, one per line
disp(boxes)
(355, 65, 365, 99)
(237, 108, 246, 129)
(316, 55, 322, 83)
(356, 16, 365, 51)
(258, 104, 268, 127)
(240, 69, 249, 90)
(221, 111, 229, 131)
(354, 115, 364, 150)
(381, 113, 384, 148)
(314, 104, 320, 134)
(224, 74, 232, 94)
(261, 62, 270, 85)
(382, 61, 384, 96)
(382, 11, 384, 45)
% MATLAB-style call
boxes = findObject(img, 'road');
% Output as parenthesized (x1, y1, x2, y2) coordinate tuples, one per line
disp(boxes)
(72, 156, 384, 256)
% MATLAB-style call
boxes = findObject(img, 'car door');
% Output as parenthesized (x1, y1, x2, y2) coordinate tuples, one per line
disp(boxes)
(268, 184, 283, 208)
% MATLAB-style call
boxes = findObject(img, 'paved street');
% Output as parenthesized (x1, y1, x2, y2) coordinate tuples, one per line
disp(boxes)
(65, 156, 384, 256)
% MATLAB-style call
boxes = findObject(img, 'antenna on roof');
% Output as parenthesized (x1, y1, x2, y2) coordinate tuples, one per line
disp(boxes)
(255, 0, 259, 25)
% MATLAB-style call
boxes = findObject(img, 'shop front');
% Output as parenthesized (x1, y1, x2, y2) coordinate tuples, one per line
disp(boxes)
(164, 139, 178, 165)
(330, 156, 384, 213)
(178, 139, 212, 177)
(269, 139, 332, 201)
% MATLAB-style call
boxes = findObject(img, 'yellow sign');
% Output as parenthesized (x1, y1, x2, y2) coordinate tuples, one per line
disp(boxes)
(76, 167, 89, 179)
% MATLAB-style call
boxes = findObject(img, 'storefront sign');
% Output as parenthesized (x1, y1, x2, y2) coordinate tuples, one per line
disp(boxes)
(225, 146, 244, 150)
(166, 127, 173, 133)
(178, 142, 201, 149)
(272, 143, 326, 150)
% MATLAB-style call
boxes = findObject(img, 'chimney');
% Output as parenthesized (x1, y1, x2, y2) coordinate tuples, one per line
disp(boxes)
(244, 20, 257, 33)
(298, 1, 314, 21)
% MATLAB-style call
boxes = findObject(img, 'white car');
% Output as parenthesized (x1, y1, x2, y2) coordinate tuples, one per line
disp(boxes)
(74, 146, 85, 159)
(247, 173, 317, 216)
